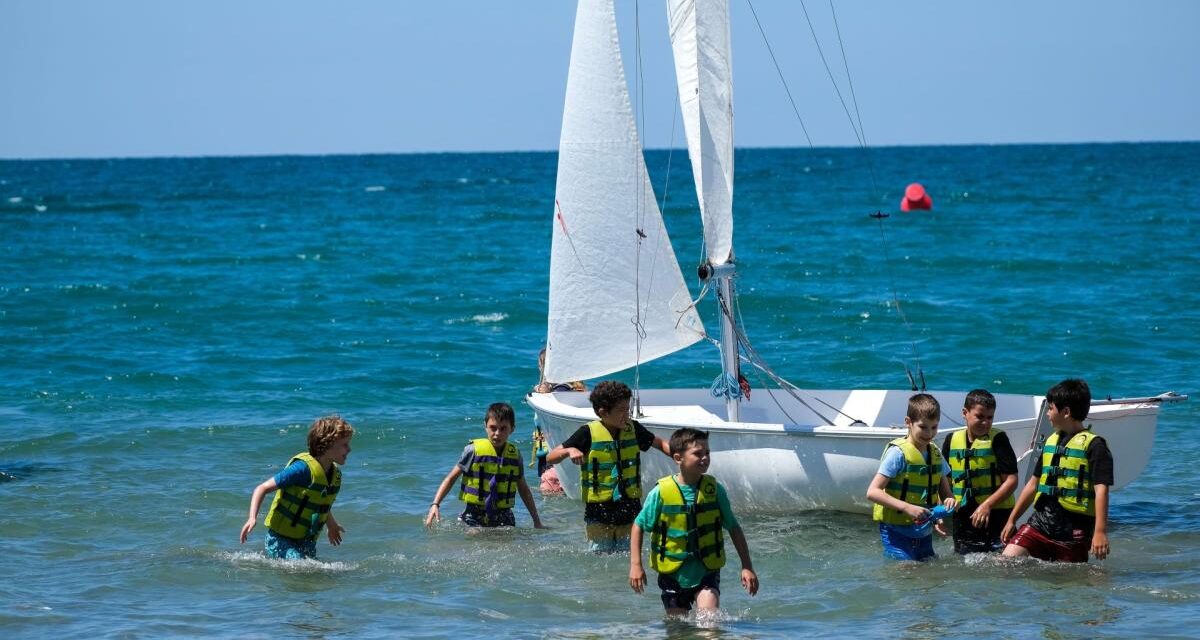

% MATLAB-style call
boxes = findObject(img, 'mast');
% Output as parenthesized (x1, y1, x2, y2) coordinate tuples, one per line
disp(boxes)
(703, 261, 740, 421)
(669, 0, 738, 420)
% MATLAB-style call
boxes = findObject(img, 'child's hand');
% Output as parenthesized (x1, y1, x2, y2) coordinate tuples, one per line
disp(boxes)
(424, 504, 441, 528)
(533, 521, 549, 530)
(933, 520, 950, 537)
(566, 447, 584, 465)
(942, 497, 958, 512)
(327, 520, 345, 546)
(239, 517, 256, 544)
(741, 568, 759, 596)
(629, 565, 646, 594)
(1091, 531, 1110, 560)
(1000, 521, 1017, 543)
(970, 502, 992, 528)
(905, 504, 931, 521)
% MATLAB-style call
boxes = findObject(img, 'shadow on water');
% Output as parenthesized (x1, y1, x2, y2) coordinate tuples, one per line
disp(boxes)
(0, 461, 63, 482)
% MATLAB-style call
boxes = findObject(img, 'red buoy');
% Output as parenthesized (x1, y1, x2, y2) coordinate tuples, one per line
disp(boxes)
(901, 182, 932, 212)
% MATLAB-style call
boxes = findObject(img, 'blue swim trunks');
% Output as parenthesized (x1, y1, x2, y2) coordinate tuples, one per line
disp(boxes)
(265, 529, 318, 560)
(879, 523, 936, 561)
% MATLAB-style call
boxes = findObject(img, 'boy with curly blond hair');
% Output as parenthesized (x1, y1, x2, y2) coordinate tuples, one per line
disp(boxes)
(240, 416, 354, 559)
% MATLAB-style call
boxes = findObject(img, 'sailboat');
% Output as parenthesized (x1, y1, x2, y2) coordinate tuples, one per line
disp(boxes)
(526, 0, 1185, 512)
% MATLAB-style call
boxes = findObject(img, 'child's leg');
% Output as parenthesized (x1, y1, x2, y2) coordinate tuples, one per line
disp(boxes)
(693, 572, 722, 611)
(585, 522, 632, 553)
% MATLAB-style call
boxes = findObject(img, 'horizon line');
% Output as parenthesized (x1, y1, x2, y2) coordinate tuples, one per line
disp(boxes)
(2, 138, 1197, 163)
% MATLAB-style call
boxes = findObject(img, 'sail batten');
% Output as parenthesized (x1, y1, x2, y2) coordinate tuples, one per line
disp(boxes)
(545, 0, 704, 384)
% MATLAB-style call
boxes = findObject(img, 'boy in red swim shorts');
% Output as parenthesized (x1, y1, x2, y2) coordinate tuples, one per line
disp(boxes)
(1001, 379, 1113, 563)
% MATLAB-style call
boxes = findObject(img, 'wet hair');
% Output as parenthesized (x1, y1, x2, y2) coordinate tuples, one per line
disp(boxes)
(907, 393, 941, 423)
(963, 389, 996, 411)
(589, 380, 632, 414)
(669, 427, 709, 456)
(1046, 378, 1090, 421)
(485, 402, 516, 428)
(307, 415, 354, 457)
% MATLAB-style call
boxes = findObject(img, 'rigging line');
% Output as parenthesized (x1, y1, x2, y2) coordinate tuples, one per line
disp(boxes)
(872, 215, 925, 387)
(828, 0, 881, 198)
(744, 0, 813, 148)
(632, 0, 647, 398)
(729, 290, 848, 425)
(720, 282, 840, 425)
(798, 0, 863, 148)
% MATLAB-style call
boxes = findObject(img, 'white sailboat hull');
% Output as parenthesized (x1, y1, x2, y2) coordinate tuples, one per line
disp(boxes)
(528, 388, 1164, 513)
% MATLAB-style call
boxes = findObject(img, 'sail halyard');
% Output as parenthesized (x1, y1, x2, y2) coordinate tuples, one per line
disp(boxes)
(545, 0, 705, 385)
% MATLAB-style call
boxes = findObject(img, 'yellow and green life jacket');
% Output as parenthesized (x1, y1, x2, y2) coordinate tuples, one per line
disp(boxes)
(459, 438, 522, 511)
(947, 428, 1016, 509)
(583, 420, 642, 503)
(265, 452, 341, 542)
(649, 475, 725, 574)
(1037, 430, 1098, 515)
(872, 437, 944, 526)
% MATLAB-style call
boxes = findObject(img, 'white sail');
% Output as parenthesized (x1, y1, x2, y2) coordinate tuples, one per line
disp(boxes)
(545, 0, 705, 384)
(667, 0, 734, 266)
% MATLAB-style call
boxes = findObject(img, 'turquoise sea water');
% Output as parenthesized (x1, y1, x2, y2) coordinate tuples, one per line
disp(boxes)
(1, 143, 1198, 638)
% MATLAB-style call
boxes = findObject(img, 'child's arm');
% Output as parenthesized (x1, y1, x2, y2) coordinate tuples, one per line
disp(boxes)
(240, 477, 278, 543)
(545, 444, 584, 465)
(970, 472, 1018, 529)
(1091, 483, 1110, 559)
(652, 436, 671, 457)
(515, 476, 546, 529)
(628, 523, 647, 594)
(729, 526, 759, 596)
(866, 473, 930, 521)
(1000, 474, 1040, 542)
(326, 511, 345, 546)
(425, 466, 463, 528)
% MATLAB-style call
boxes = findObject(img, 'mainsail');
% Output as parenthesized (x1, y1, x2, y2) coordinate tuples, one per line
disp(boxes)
(545, 0, 704, 384)
(667, 0, 734, 266)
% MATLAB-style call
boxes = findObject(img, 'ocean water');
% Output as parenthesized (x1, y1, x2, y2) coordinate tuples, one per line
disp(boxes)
(1, 143, 1198, 639)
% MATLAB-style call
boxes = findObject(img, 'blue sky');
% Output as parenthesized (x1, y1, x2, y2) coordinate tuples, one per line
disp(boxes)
(2, 0, 1197, 159)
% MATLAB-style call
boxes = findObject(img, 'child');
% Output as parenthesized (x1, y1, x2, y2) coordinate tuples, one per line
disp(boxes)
(866, 393, 957, 561)
(940, 389, 1018, 553)
(545, 380, 671, 552)
(629, 428, 758, 616)
(425, 402, 545, 529)
(1001, 378, 1112, 562)
(239, 415, 354, 560)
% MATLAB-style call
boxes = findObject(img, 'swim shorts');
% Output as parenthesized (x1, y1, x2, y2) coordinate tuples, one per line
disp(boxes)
(265, 529, 317, 560)
(879, 524, 936, 561)
(459, 506, 516, 528)
(657, 571, 721, 611)
(1008, 523, 1089, 562)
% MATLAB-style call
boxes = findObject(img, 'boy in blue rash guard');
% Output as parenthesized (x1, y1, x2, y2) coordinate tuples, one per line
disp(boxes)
(629, 428, 759, 617)
(866, 393, 957, 561)
(240, 416, 354, 560)
(424, 403, 545, 530)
